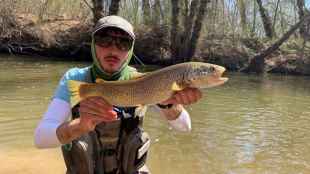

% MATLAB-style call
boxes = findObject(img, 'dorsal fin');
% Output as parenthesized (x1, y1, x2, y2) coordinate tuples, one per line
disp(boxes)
(130, 72, 147, 80)
(95, 78, 106, 84)
(95, 73, 147, 84)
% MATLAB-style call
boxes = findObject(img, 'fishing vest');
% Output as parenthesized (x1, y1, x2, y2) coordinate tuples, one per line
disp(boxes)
(61, 104, 150, 174)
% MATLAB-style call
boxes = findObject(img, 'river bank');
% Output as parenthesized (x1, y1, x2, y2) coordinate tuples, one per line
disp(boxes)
(1, 13, 310, 76)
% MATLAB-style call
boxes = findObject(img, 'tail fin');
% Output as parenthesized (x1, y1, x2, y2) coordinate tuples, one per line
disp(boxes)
(68, 80, 86, 107)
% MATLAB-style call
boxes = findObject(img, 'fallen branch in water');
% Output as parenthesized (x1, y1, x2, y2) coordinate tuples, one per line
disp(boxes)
(240, 13, 310, 74)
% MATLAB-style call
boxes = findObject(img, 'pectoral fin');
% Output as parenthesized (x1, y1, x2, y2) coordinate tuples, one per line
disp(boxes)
(68, 80, 86, 107)
(130, 72, 147, 79)
(171, 82, 185, 91)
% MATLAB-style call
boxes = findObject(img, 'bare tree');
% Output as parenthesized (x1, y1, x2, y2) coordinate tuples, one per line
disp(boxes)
(296, 0, 310, 60)
(241, 14, 310, 74)
(109, 0, 121, 15)
(182, 0, 198, 60)
(90, 0, 120, 22)
(153, 0, 164, 25)
(251, 0, 257, 35)
(272, 0, 280, 34)
(237, 0, 247, 35)
(170, 0, 181, 63)
(187, 0, 209, 60)
(38, 0, 50, 22)
(92, 0, 105, 22)
(256, 0, 274, 38)
(297, 0, 307, 37)
(142, 0, 152, 25)
(170, 0, 209, 63)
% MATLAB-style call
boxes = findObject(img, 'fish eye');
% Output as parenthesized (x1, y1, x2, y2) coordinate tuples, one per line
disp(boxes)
(209, 67, 215, 72)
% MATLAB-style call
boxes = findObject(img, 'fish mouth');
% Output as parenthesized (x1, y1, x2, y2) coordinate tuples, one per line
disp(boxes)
(214, 65, 226, 78)
(219, 77, 229, 83)
(214, 65, 228, 85)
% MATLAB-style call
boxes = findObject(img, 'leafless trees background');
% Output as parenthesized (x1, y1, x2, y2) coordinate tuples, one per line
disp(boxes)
(1, 0, 310, 73)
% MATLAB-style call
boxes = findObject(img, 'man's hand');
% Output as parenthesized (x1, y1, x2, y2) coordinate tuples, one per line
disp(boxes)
(161, 87, 203, 106)
(79, 96, 117, 132)
(56, 96, 117, 144)
(158, 87, 202, 121)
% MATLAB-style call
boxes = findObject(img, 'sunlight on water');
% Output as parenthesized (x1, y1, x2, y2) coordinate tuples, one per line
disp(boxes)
(0, 54, 310, 174)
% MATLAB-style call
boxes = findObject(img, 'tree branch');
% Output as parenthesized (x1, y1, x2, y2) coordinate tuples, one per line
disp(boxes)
(241, 13, 310, 74)
(83, 0, 93, 11)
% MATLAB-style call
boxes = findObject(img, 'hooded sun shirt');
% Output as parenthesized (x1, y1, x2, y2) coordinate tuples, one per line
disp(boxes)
(90, 15, 137, 82)
(90, 38, 136, 81)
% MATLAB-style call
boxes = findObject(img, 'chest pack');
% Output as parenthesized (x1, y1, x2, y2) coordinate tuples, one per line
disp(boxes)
(61, 105, 150, 174)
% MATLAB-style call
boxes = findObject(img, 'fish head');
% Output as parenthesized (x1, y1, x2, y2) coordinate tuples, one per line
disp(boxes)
(184, 62, 228, 88)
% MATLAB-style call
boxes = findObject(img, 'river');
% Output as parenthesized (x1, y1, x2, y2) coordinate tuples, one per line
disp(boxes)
(0, 54, 310, 174)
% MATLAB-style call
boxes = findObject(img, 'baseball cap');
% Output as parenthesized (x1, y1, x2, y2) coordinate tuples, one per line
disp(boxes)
(92, 15, 135, 40)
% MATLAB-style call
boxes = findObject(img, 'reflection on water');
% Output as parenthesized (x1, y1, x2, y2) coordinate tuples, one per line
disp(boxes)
(0, 54, 310, 174)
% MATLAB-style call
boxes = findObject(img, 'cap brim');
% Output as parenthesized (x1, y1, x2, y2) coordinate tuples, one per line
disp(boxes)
(92, 25, 135, 40)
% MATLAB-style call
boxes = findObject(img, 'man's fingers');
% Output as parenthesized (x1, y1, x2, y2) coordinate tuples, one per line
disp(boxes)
(174, 91, 191, 105)
(85, 97, 113, 110)
(80, 96, 114, 116)
(174, 92, 186, 105)
(81, 101, 113, 115)
(80, 111, 117, 122)
(180, 91, 191, 105)
(185, 90, 196, 103)
(160, 97, 177, 105)
(80, 102, 101, 113)
(187, 88, 202, 103)
(91, 97, 113, 109)
(82, 115, 114, 131)
(79, 107, 117, 118)
(78, 97, 118, 132)
(173, 88, 203, 105)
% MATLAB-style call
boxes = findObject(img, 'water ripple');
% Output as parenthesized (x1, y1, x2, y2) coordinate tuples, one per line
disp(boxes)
(1, 56, 310, 173)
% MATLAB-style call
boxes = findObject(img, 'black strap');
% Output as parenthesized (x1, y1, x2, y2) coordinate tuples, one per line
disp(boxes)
(156, 103, 173, 109)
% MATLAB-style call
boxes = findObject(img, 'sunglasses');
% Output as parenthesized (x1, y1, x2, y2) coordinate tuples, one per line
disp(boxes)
(94, 35, 133, 51)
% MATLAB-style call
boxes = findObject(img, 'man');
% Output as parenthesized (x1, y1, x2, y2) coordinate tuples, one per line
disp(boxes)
(34, 15, 202, 174)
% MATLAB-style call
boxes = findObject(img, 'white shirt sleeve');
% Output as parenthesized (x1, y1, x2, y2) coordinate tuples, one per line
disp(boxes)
(166, 109, 192, 132)
(34, 98, 71, 148)
(34, 99, 192, 148)
(153, 105, 192, 132)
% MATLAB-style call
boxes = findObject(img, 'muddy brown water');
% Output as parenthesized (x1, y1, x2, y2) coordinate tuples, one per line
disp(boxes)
(0, 54, 310, 174)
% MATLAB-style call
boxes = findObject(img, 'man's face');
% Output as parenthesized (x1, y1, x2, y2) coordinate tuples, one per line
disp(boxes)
(94, 28, 133, 74)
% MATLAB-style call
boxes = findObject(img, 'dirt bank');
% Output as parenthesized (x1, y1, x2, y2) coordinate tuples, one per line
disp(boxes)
(1, 13, 309, 76)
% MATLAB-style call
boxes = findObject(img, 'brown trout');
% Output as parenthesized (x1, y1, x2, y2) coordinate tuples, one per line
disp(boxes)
(68, 62, 228, 107)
